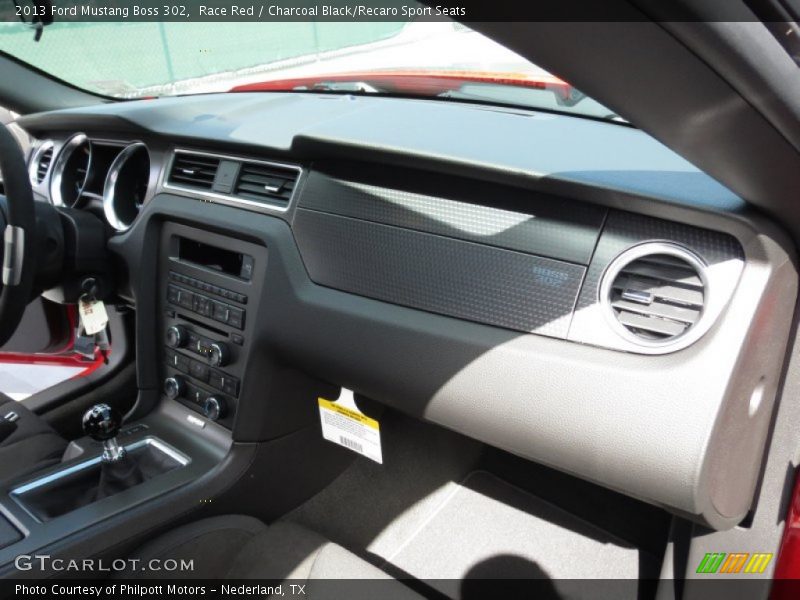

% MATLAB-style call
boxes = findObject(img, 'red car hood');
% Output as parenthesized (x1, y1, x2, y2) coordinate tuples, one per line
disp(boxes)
(230, 70, 576, 101)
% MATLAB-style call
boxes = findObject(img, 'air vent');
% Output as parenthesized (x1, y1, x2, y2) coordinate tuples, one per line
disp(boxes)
(603, 244, 707, 345)
(29, 141, 54, 185)
(165, 150, 302, 214)
(233, 161, 298, 207)
(35, 146, 53, 183)
(168, 153, 220, 190)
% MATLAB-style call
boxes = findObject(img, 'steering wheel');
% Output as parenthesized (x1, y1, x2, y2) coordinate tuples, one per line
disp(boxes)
(0, 123, 36, 346)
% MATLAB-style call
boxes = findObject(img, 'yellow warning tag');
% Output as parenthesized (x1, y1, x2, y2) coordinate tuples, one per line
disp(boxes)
(318, 389, 382, 464)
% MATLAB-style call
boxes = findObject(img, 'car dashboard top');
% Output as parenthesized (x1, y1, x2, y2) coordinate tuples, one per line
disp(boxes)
(15, 92, 798, 530)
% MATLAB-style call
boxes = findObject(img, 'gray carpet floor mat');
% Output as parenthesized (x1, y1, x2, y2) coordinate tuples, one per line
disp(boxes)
(287, 415, 658, 598)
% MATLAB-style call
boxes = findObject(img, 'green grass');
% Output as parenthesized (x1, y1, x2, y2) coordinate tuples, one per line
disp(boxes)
(0, 22, 405, 95)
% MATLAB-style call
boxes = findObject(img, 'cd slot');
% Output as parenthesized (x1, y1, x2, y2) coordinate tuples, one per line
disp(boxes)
(173, 235, 254, 281)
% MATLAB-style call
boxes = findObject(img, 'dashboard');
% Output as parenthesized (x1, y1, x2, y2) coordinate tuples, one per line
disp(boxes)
(15, 92, 798, 530)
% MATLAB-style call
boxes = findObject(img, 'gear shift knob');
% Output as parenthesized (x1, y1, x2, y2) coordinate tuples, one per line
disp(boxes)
(82, 404, 125, 462)
(82, 404, 121, 440)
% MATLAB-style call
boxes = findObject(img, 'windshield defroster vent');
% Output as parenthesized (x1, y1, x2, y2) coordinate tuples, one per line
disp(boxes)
(168, 153, 220, 190)
(601, 243, 708, 346)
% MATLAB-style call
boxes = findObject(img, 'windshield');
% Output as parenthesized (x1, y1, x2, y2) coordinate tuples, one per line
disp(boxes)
(0, 18, 620, 120)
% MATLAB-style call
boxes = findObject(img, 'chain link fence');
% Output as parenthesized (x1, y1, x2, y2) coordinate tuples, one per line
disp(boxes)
(0, 21, 406, 96)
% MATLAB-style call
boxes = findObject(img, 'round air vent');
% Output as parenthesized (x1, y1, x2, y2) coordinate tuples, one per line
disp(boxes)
(50, 133, 91, 207)
(103, 142, 150, 232)
(600, 243, 708, 347)
(28, 141, 54, 185)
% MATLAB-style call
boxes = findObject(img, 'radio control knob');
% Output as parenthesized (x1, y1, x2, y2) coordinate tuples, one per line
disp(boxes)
(164, 376, 186, 400)
(208, 342, 231, 367)
(203, 396, 226, 421)
(166, 325, 188, 348)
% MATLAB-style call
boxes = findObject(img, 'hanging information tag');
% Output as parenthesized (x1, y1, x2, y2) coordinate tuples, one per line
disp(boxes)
(78, 297, 109, 336)
(318, 388, 383, 464)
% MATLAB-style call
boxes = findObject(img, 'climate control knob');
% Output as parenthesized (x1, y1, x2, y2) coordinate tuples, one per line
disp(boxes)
(163, 376, 186, 400)
(166, 325, 188, 349)
(208, 342, 231, 368)
(203, 396, 226, 421)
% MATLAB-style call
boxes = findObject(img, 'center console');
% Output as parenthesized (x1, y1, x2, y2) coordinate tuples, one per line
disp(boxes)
(0, 400, 231, 568)
(159, 223, 268, 429)
(0, 223, 264, 572)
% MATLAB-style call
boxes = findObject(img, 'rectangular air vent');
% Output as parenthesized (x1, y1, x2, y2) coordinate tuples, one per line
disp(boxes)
(233, 161, 299, 208)
(168, 153, 220, 190)
(36, 147, 53, 183)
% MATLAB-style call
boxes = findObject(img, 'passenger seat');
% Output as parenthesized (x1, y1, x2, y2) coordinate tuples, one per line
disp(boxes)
(120, 516, 422, 598)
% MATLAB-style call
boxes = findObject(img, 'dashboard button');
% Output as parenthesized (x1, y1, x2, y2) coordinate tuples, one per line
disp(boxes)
(231, 333, 244, 346)
(188, 359, 209, 382)
(208, 342, 231, 367)
(187, 384, 207, 407)
(164, 376, 186, 400)
(213, 302, 230, 323)
(203, 396, 226, 421)
(209, 370, 224, 390)
(176, 288, 194, 309)
(222, 377, 239, 397)
(165, 349, 190, 373)
(167, 285, 179, 304)
(240, 255, 254, 280)
(228, 308, 244, 330)
(193, 294, 213, 317)
(187, 331, 200, 348)
(176, 356, 190, 372)
(166, 325, 188, 348)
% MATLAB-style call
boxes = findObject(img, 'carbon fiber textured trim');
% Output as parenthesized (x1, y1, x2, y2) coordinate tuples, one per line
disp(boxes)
(298, 169, 605, 264)
(569, 210, 745, 351)
(293, 208, 585, 337)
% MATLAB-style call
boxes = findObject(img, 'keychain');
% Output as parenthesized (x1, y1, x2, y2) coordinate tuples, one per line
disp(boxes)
(78, 293, 109, 336)
(75, 279, 111, 361)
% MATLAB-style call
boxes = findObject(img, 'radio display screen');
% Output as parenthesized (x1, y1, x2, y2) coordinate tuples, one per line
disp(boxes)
(177, 237, 252, 280)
